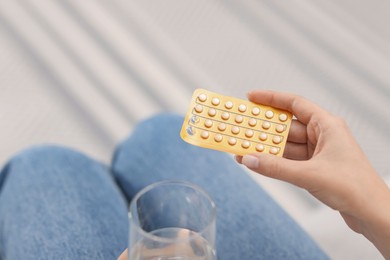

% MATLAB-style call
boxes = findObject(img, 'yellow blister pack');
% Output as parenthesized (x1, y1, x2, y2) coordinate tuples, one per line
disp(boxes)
(180, 89, 292, 156)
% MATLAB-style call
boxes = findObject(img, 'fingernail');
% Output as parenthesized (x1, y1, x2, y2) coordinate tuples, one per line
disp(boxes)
(234, 155, 243, 164)
(242, 155, 259, 169)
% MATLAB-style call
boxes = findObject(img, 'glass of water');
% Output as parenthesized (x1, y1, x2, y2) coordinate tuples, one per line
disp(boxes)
(128, 180, 216, 260)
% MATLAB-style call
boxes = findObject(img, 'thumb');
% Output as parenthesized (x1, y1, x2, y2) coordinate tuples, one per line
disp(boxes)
(241, 153, 308, 188)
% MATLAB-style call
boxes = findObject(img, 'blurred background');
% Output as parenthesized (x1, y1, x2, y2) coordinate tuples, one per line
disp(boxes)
(1, 0, 389, 259)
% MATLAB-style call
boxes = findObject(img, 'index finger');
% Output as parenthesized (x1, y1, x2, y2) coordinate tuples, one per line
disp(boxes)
(247, 90, 329, 125)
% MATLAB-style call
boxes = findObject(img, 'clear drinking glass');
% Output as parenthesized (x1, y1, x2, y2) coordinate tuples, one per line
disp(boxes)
(128, 180, 216, 260)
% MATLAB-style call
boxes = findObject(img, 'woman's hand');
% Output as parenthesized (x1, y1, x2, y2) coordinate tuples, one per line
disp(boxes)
(236, 90, 390, 258)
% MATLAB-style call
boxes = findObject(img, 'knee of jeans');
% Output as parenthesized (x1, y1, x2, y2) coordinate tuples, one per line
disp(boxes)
(12, 144, 79, 162)
(8, 144, 96, 179)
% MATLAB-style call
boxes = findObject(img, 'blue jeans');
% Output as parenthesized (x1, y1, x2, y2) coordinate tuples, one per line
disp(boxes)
(0, 114, 327, 260)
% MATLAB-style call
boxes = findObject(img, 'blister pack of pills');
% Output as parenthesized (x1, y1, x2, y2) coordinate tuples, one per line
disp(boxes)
(180, 89, 292, 156)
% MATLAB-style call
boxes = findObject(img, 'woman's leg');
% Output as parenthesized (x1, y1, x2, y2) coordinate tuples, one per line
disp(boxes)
(112, 113, 328, 260)
(0, 145, 128, 260)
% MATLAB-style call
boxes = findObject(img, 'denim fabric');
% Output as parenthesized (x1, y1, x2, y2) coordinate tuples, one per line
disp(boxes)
(0, 146, 129, 260)
(0, 114, 328, 260)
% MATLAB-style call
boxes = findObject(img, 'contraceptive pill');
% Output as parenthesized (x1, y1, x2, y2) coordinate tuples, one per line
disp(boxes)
(180, 89, 292, 156)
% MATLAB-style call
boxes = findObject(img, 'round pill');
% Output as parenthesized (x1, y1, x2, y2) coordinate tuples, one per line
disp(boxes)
(204, 119, 213, 128)
(225, 101, 233, 109)
(270, 147, 279, 155)
(245, 129, 254, 138)
(214, 134, 223, 142)
(255, 144, 265, 152)
(259, 133, 268, 141)
(272, 136, 282, 144)
(208, 108, 216, 117)
(201, 131, 209, 139)
(218, 123, 226, 131)
(265, 110, 274, 119)
(231, 126, 240, 134)
(198, 94, 207, 102)
(241, 140, 250, 149)
(275, 125, 285, 133)
(262, 121, 271, 130)
(235, 115, 243, 123)
(211, 97, 220, 106)
(252, 107, 260, 116)
(238, 104, 247, 112)
(248, 118, 257, 127)
(194, 105, 203, 113)
(228, 137, 237, 146)
(221, 112, 230, 120)
(279, 113, 288, 122)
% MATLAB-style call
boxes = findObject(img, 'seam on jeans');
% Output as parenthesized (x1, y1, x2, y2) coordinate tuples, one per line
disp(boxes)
(0, 161, 12, 259)
(0, 162, 11, 196)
